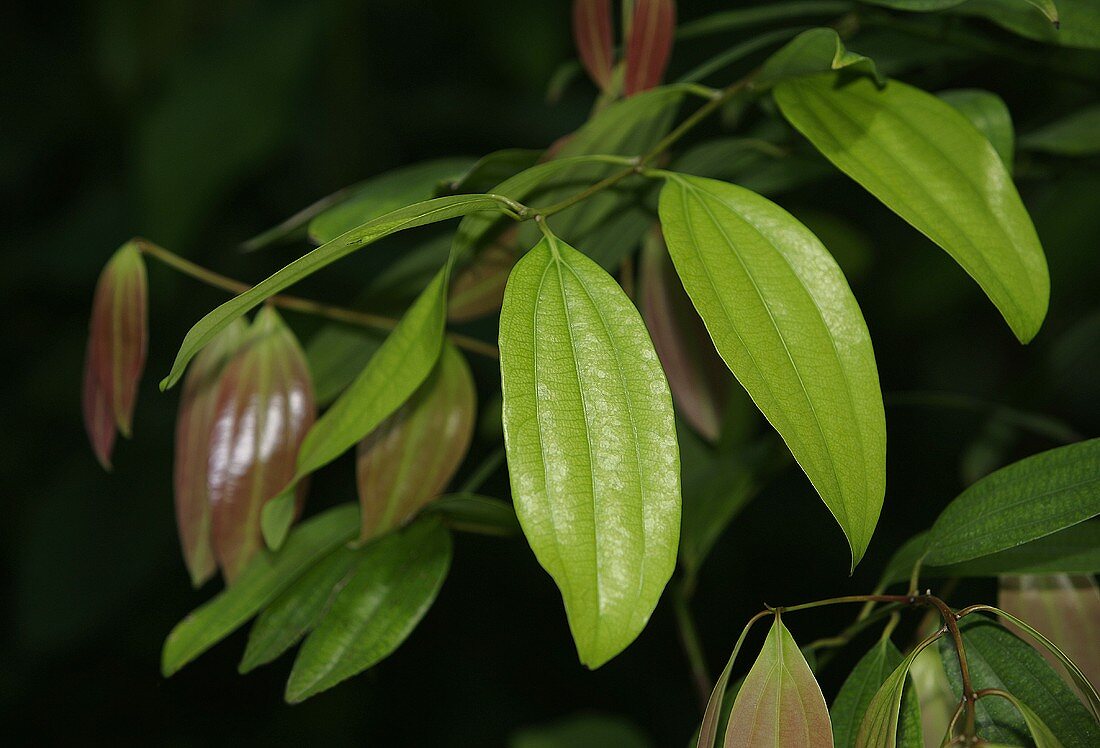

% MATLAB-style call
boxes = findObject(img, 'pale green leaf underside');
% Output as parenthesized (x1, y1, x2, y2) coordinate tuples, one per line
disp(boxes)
(774, 74, 1049, 343)
(658, 174, 885, 567)
(499, 235, 680, 669)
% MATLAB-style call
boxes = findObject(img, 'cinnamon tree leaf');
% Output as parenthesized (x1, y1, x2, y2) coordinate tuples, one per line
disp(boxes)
(445, 149, 542, 195)
(924, 439, 1100, 566)
(858, 0, 965, 9)
(774, 74, 1049, 343)
(831, 638, 922, 748)
(657, 174, 885, 568)
(938, 89, 1015, 172)
(1020, 105, 1100, 156)
(757, 28, 881, 87)
(285, 517, 451, 702)
(623, 0, 676, 96)
(499, 234, 680, 669)
(857, 633, 941, 748)
(572, 0, 615, 93)
(954, 0, 1099, 50)
(725, 616, 832, 747)
(426, 493, 521, 537)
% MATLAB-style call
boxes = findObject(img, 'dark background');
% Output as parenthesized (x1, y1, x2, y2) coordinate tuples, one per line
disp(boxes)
(3, 1, 1098, 744)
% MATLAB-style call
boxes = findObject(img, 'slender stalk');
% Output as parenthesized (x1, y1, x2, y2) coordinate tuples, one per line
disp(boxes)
(673, 581, 712, 712)
(135, 238, 500, 359)
(458, 446, 506, 494)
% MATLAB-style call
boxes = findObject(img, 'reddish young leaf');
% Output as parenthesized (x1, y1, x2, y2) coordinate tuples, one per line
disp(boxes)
(209, 308, 316, 582)
(173, 319, 248, 588)
(640, 226, 729, 442)
(573, 0, 615, 93)
(624, 0, 676, 96)
(448, 227, 519, 323)
(82, 241, 148, 468)
(356, 342, 475, 543)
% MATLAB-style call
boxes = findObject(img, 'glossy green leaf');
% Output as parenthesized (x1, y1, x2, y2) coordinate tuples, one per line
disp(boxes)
(955, 0, 1098, 50)
(238, 545, 356, 673)
(161, 503, 358, 676)
(426, 493, 521, 537)
(925, 439, 1100, 566)
(285, 518, 451, 702)
(831, 638, 922, 748)
(1021, 105, 1100, 156)
(510, 714, 651, 748)
(938, 89, 1015, 172)
(725, 615, 832, 747)
(356, 342, 475, 543)
(499, 234, 680, 668)
(658, 174, 885, 567)
(940, 617, 1099, 746)
(774, 74, 1049, 343)
(161, 194, 517, 390)
(757, 28, 881, 87)
(857, 633, 941, 748)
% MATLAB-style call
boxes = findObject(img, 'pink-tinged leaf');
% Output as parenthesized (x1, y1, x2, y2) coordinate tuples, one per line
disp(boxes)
(173, 319, 248, 588)
(82, 241, 148, 466)
(624, 0, 676, 96)
(573, 0, 616, 93)
(725, 615, 832, 747)
(448, 227, 519, 323)
(209, 308, 316, 583)
(356, 343, 475, 543)
(999, 573, 1100, 698)
(640, 226, 728, 442)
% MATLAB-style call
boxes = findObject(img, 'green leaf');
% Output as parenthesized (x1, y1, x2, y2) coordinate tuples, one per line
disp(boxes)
(774, 74, 1049, 343)
(304, 324, 384, 407)
(161, 194, 516, 390)
(857, 633, 941, 748)
(670, 138, 833, 197)
(238, 545, 356, 673)
(925, 439, 1100, 566)
(955, 0, 1098, 50)
(938, 89, 1015, 172)
(725, 615, 832, 747)
(757, 28, 882, 87)
(161, 503, 358, 676)
(940, 617, 1099, 746)
(285, 517, 451, 702)
(499, 234, 680, 668)
(1012, 697, 1069, 748)
(697, 613, 769, 748)
(510, 714, 652, 748)
(677, 2, 856, 41)
(678, 28, 809, 85)
(446, 149, 542, 195)
(831, 638, 922, 748)
(1020, 105, 1100, 156)
(657, 174, 885, 568)
(858, 0, 965, 10)
(426, 493, 521, 537)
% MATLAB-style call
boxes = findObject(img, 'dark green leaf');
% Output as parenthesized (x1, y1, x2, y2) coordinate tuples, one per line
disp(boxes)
(859, 0, 965, 10)
(510, 714, 651, 748)
(831, 637, 922, 748)
(857, 633, 941, 748)
(427, 493, 521, 537)
(955, 0, 1098, 50)
(445, 149, 543, 195)
(304, 324, 384, 407)
(938, 89, 1015, 172)
(677, 2, 856, 41)
(499, 234, 680, 668)
(757, 28, 881, 87)
(1020, 106, 1100, 156)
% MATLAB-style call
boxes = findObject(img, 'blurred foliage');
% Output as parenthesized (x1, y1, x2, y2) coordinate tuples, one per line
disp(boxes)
(3, 0, 1098, 743)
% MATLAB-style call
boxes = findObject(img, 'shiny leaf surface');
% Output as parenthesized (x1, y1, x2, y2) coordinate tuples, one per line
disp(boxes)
(757, 28, 881, 87)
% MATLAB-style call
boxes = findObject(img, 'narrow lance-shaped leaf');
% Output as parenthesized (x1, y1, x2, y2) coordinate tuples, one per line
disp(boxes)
(624, 0, 676, 96)
(725, 614, 832, 747)
(1020, 105, 1100, 156)
(774, 74, 1049, 343)
(356, 342, 476, 543)
(499, 233, 680, 669)
(174, 318, 248, 587)
(937, 89, 1015, 172)
(831, 637, 923, 748)
(572, 0, 615, 93)
(209, 307, 316, 582)
(161, 502, 358, 676)
(285, 517, 452, 702)
(639, 226, 729, 443)
(82, 240, 148, 468)
(954, 0, 1098, 51)
(857, 632, 942, 748)
(756, 28, 882, 87)
(924, 438, 1100, 566)
(658, 174, 886, 568)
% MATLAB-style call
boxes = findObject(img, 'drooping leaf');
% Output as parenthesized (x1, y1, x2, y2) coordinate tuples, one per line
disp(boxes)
(356, 342, 475, 543)
(857, 633, 941, 748)
(426, 493, 521, 537)
(1020, 105, 1100, 156)
(938, 89, 1016, 172)
(624, 0, 676, 96)
(445, 148, 543, 195)
(954, 0, 1098, 50)
(572, 0, 616, 93)
(82, 241, 148, 468)
(510, 713, 652, 748)
(285, 518, 451, 702)
(907, 643, 957, 747)
(939, 617, 1099, 747)
(757, 28, 881, 87)
(725, 615, 832, 747)
(161, 194, 517, 390)
(831, 637, 922, 748)
(304, 323, 385, 407)
(161, 503, 358, 676)
(238, 545, 356, 673)
(174, 318, 248, 587)
(774, 74, 1049, 343)
(1012, 696, 1070, 748)
(925, 439, 1100, 566)
(448, 226, 518, 322)
(657, 174, 885, 568)
(499, 234, 680, 668)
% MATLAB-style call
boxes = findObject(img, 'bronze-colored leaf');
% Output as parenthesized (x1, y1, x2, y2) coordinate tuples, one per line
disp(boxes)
(725, 615, 832, 747)
(624, 0, 676, 96)
(639, 226, 729, 442)
(82, 241, 148, 468)
(209, 308, 316, 582)
(572, 0, 615, 93)
(356, 342, 475, 543)
(447, 227, 518, 323)
(173, 319, 248, 588)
